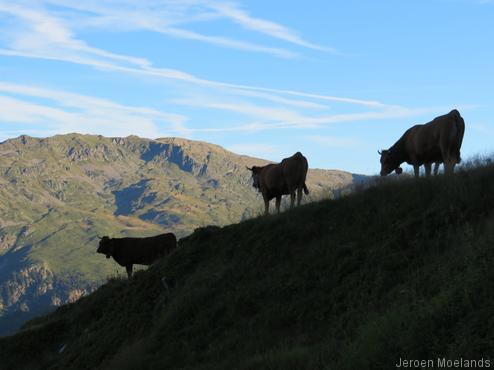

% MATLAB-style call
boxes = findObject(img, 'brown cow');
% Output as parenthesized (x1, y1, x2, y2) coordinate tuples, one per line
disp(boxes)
(379, 109, 465, 177)
(97, 233, 177, 279)
(247, 152, 309, 215)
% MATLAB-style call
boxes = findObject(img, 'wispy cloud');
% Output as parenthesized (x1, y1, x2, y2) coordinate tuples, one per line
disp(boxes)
(155, 27, 298, 58)
(171, 98, 318, 127)
(231, 89, 331, 110)
(34, 0, 333, 58)
(205, 1, 335, 53)
(172, 97, 449, 132)
(0, 2, 152, 68)
(0, 82, 189, 138)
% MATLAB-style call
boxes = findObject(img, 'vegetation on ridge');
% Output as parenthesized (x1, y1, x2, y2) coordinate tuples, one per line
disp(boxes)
(1, 161, 493, 369)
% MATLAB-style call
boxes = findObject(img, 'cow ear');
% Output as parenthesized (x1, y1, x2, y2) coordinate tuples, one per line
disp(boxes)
(395, 167, 403, 175)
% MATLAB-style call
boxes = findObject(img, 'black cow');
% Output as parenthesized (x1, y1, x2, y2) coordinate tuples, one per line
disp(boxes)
(97, 233, 177, 279)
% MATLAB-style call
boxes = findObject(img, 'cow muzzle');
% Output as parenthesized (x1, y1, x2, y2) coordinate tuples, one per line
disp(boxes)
(106, 254, 111, 259)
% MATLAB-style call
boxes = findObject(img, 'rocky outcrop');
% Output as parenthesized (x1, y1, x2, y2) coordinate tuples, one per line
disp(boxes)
(0, 263, 98, 335)
(0, 233, 15, 250)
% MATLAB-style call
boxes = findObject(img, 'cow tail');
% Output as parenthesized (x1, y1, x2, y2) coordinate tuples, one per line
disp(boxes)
(303, 184, 309, 195)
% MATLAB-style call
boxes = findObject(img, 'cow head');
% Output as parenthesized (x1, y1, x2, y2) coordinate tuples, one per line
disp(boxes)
(97, 236, 113, 259)
(378, 149, 403, 176)
(246, 166, 263, 192)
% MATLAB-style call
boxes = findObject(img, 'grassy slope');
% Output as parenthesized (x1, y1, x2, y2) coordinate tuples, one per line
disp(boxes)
(1, 164, 494, 370)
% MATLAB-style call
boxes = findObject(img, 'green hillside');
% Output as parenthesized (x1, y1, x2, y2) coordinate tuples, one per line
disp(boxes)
(0, 134, 354, 336)
(1, 162, 493, 370)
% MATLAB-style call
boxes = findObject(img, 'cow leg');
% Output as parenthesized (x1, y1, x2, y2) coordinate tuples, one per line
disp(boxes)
(424, 163, 432, 177)
(275, 196, 281, 214)
(413, 165, 420, 178)
(451, 161, 457, 174)
(263, 196, 270, 215)
(433, 162, 440, 175)
(444, 159, 456, 175)
(290, 192, 295, 209)
(450, 158, 457, 174)
(296, 188, 303, 207)
(126, 264, 133, 279)
(443, 160, 451, 175)
(441, 143, 458, 175)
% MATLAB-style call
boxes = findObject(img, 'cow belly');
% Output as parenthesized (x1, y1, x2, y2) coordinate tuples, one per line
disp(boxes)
(132, 255, 159, 265)
(412, 146, 442, 165)
(265, 187, 290, 200)
(113, 252, 160, 266)
(424, 151, 442, 163)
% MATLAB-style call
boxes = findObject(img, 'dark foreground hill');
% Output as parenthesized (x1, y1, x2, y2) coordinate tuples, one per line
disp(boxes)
(1, 163, 494, 370)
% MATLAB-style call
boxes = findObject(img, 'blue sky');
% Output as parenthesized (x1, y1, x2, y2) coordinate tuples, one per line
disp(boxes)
(0, 0, 492, 174)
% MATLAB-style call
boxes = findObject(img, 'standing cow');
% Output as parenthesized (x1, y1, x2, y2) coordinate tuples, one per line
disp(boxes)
(97, 233, 177, 279)
(379, 109, 465, 177)
(247, 152, 309, 215)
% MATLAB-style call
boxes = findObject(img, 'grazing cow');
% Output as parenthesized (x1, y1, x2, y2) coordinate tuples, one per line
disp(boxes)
(247, 152, 309, 215)
(379, 109, 465, 177)
(97, 233, 177, 279)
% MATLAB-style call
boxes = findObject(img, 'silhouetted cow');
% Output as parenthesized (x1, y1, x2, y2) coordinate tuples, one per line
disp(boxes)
(379, 109, 465, 177)
(247, 152, 309, 215)
(97, 233, 177, 279)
